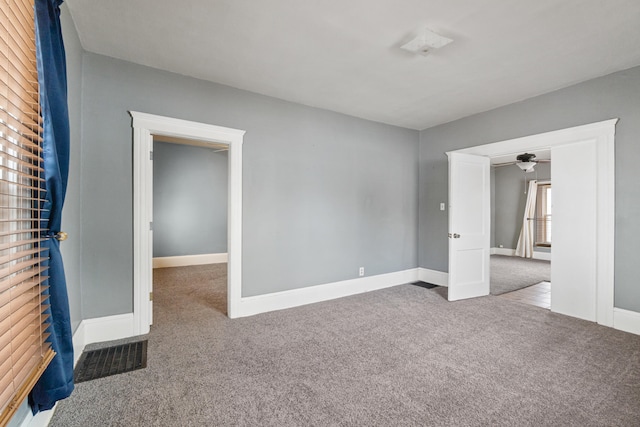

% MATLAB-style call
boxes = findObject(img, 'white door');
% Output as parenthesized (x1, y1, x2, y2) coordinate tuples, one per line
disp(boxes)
(447, 152, 490, 301)
(551, 140, 597, 321)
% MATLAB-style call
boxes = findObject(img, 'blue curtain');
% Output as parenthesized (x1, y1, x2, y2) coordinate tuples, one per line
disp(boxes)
(29, 0, 74, 413)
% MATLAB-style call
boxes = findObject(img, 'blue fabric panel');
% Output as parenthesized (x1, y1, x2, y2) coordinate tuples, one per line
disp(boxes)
(29, 0, 74, 413)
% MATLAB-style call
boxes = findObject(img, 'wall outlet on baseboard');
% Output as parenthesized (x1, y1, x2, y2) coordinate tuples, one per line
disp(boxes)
(359, 267, 364, 277)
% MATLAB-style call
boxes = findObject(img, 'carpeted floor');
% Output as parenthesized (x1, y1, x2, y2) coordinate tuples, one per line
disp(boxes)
(50, 264, 640, 426)
(491, 254, 551, 295)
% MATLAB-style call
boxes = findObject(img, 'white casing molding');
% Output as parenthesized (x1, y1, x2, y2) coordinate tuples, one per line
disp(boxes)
(491, 247, 551, 261)
(153, 253, 228, 268)
(456, 119, 617, 327)
(131, 111, 245, 333)
(613, 308, 640, 336)
(238, 269, 419, 317)
(417, 268, 449, 287)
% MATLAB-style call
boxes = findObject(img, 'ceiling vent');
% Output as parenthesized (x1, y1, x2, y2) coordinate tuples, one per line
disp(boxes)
(400, 28, 453, 56)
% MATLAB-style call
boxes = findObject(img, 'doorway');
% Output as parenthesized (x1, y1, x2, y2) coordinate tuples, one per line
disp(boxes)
(130, 112, 245, 335)
(151, 137, 229, 322)
(447, 119, 616, 327)
(491, 153, 552, 308)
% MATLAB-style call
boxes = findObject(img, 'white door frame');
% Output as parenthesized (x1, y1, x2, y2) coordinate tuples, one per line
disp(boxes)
(130, 111, 245, 335)
(449, 118, 617, 327)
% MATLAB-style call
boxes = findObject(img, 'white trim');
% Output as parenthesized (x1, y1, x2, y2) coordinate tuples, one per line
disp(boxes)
(153, 253, 228, 268)
(613, 308, 640, 336)
(20, 314, 136, 427)
(131, 112, 245, 333)
(453, 119, 618, 158)
(492, 247, 516, 256)
(237, 269, 419, 317)
(449, 119, 616, 327)
(417, 268, 449, 287)
(80, 313, 135, 345)
(490, 247, 551, 261)
(72, 322, 86, 367)
(21, 409, 55, 427)
(532, 251, 551, 261)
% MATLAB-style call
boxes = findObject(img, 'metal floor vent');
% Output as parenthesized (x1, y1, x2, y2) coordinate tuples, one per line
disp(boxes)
(74, 340, 148, 383)
(410, 281, 439, 289)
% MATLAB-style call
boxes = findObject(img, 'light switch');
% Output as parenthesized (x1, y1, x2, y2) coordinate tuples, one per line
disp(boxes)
(440, 203, 445, 211)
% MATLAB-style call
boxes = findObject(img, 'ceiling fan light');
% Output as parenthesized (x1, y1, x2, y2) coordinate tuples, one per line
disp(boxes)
(517, 161, 536, 172)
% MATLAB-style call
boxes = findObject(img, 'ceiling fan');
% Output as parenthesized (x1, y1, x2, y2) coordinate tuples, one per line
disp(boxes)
(493, 152, 550, 172)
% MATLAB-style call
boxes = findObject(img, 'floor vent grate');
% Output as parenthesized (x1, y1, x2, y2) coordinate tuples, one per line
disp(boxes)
(410, 281, 440, 289)
(74, 340, 148, 383)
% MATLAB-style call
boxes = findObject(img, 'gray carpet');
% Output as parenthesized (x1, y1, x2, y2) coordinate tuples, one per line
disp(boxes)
(50, 264, 640, 426)
(491, 254, 551, 295)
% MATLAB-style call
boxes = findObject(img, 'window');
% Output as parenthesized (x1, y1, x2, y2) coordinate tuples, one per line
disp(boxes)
(535, 183, 552, 246)
(0, 0, 55, 424)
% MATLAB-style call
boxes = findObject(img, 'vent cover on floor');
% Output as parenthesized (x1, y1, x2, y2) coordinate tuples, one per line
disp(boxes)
(411, 281, 439, 289)
(74, 340, 148, 383)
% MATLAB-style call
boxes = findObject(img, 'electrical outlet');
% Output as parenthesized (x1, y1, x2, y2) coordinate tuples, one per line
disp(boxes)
(499, 244, 504, 248)
(359, 267, 364, 277)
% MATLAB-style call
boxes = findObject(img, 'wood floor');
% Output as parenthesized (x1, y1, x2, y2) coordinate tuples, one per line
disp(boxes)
(498, 281, 551, 309)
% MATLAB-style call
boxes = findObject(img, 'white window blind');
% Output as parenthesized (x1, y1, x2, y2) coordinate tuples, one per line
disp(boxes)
(0, 0, 56, 425)
(535, 183, 552, 246)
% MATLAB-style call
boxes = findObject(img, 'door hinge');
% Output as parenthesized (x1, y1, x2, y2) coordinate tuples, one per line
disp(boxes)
(149, 221, 153, 231)
(149, 292, 153, 301)
(150, 151, 153, 160)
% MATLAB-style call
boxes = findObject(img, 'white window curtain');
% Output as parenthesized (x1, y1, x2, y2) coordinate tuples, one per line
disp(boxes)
(515, 180, 538, 258)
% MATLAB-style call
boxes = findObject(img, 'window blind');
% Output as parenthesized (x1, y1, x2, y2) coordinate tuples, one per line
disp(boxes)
(535, 184, 552, 245)
(0, 0, 56, 424)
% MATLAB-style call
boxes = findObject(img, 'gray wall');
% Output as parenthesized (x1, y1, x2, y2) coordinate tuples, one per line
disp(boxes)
(493, 163, 551, 250)
(79, 53, 419, 317)
(153, 141, 228, 257)
(60, 4, 83, 332)
(419, 65, 640, 313)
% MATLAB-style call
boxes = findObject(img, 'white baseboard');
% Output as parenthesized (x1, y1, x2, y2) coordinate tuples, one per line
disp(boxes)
(79, 313, 135, 346)
(532, 251, 551, 261)
(492, 247, 516, 256)
(613, 308, 640, 336)
(22, 315, 137, 424)
(72, 322, 86, 367)
(22, 409, 55, 427)
(417, 268, 449, 287)
(491, 247, 551, 261)
(153, 253, 227, 268)
(238, 268, 419, 317)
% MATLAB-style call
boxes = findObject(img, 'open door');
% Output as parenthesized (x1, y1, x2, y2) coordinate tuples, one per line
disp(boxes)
(447, 152, 490, 301)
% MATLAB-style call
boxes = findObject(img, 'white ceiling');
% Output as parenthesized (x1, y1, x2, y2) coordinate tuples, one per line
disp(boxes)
(65, 0, 640, 130)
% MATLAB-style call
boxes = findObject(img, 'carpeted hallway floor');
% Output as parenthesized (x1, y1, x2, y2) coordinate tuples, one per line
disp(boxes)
(51, 264, 640, 426)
